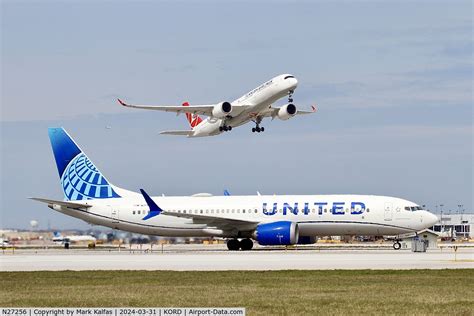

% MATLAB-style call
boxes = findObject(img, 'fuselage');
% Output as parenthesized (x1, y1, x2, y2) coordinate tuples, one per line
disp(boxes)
(191, 74, 298, 137)
(52, 194, 438, 238)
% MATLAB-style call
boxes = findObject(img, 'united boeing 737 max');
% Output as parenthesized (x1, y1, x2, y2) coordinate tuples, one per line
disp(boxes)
(117, 74, 316, 137)
(31, 128, 438, 250)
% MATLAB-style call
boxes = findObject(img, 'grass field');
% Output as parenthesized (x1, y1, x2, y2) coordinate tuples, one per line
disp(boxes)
(1, 270, 473, 315)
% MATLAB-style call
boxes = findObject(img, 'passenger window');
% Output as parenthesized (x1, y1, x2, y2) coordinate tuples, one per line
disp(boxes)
(132, 211, 135, 215)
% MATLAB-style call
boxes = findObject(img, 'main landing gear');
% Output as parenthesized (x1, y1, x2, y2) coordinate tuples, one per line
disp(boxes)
(227, 238, 254, 251)
(251, 117, 264, 133)
(252, 126, 264, 133)
(219, 125, 232, 132)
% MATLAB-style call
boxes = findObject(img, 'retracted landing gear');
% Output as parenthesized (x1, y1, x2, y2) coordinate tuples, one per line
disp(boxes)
(226, 238, 254, 251)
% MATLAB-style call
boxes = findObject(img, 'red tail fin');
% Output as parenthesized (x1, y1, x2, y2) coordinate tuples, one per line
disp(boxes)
(183, 102, 203, 128)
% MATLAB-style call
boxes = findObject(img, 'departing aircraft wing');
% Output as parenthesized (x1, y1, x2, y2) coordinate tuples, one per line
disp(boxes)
(159, 130, 194, 136)
(118, 99, 215, 116)
(260, 105, 317, 119)
(29, 197, 92, 209)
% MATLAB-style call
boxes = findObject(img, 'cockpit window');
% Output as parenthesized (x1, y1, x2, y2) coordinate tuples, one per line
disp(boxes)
(284, 75, 295, 80)
(405, 206, 423, 211)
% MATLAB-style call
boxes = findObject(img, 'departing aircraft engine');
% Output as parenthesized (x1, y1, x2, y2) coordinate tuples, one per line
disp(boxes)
(212, 101, 232, 118)
(252, 221, 299, 245)
(277, 103, 297, 120)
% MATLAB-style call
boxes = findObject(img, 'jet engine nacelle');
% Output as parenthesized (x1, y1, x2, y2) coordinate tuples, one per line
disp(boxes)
(253, 221, 299, 245)
(212, 101, 232, 118)
(277, 103, 297, 120)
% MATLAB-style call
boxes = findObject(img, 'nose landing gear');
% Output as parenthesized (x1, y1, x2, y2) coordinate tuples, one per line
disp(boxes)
(393, 241, 402, 250)
(288, 90, 294, 103)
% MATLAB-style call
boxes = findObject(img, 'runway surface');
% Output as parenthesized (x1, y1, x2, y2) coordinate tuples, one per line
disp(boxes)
(1, 245, 473, 271)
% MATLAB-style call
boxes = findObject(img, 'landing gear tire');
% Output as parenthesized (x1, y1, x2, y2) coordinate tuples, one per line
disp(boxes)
(252, 128, 256, 133)
(227, 239, 240, 251)
(220, 125, 232, 132)
(393, 241, 401, 250)
(260, 127, 264, 132)
(240, 238, 253, 251)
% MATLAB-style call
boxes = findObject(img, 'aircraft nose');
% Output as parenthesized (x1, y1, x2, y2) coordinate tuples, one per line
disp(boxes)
(424, 212, 439, 227)
(290, 77, 298, 89)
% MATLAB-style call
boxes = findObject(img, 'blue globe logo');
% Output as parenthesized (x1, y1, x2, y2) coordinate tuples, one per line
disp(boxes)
(61, 153, 120, 200)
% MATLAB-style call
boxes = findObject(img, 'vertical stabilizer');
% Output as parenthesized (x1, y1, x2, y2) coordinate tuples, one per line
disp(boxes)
(48, 128, 122, 201)
(183, 102, 203, 128)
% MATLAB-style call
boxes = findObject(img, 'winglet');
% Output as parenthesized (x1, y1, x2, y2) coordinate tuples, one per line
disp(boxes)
(140, 189, 164, 220)
(311, 105, 317, 112)
(117, 98, 129, 107)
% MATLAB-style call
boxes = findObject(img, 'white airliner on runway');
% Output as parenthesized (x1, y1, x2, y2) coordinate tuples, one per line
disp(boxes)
(52, 231, 96, 245)
(117, 74, 316, 137)
(31, 128, 438, 250)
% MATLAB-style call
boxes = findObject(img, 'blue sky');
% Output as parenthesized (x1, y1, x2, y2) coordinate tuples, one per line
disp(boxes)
(1, 1, 472, 229)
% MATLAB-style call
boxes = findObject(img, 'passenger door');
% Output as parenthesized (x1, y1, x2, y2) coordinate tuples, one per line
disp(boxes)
(384, 202, 393, 221)
(109, 206, 119, 224)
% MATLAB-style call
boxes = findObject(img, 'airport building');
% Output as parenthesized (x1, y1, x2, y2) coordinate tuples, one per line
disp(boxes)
(430, 213, 473, 239)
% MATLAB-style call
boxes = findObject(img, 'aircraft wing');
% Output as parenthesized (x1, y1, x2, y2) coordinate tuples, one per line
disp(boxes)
(118, 99, 215, 116)
(159, 130, 194, 136)
(29, 197, 92, 209)
(139, 189, 258, 231)
(261, 105, 317, 118)
(163, 211, 259, 231)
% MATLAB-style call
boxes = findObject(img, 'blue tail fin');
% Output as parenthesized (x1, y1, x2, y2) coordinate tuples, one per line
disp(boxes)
(48, 128, 121, 201)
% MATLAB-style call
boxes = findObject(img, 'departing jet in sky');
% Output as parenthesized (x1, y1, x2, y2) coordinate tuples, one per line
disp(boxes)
(31, 128, 438, 250)
(117, 74, 316, 137)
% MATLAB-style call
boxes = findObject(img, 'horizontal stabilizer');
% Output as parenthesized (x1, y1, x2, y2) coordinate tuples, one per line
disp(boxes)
(159, 130, 194, 136)
(29, 197, 92, 209)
